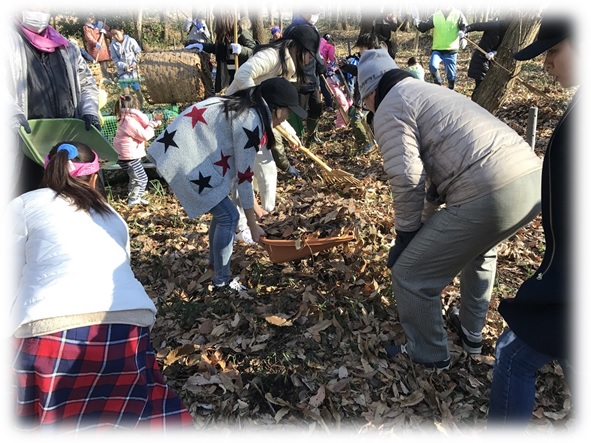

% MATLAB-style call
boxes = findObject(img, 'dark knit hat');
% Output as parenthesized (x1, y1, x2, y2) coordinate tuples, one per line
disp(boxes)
(260, 77, 308, 119)
(513, 16, 570, 60)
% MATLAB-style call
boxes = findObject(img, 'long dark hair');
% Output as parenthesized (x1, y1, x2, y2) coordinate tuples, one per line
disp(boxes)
(222, 86, 277, 151)
(252, 38, 308, 85)
(42, 141, 112, 215)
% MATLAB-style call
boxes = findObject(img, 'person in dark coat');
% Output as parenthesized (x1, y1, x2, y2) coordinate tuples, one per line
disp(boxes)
(283, 12, 326, 146)
(199, 9, 256, 93)
(487, 15, 577, 429)
(373, 11, 400, 60)
(464, 18, 508, 95)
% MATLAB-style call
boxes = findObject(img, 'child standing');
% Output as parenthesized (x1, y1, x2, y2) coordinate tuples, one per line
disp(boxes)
(325, 73, 352, 129)
(109, 25, 144, 107)
(113, 95, 161, 206)
(406, 56, 425, 81)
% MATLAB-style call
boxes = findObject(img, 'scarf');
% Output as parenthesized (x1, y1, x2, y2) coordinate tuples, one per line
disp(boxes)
(375, 69, 414, 112)
(19, 24, 69, 53)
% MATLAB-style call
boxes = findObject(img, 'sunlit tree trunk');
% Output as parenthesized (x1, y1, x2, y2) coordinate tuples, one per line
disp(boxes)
(472, 12, 542, 114)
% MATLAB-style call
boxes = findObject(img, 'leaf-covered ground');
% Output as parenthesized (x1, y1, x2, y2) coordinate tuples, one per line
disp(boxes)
(103, 30, 576, 435)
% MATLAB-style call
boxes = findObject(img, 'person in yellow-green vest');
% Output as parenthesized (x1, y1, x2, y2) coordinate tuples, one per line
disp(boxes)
(414, 5, 468, 90)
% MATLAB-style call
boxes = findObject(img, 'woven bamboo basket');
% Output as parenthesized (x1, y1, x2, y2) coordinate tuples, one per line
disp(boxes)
(140, 49, 214, 104)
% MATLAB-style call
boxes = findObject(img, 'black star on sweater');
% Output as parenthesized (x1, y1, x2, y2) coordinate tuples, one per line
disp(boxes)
(156, 129, 179, 153)
(242, 126, 261, 152)
(190, 171, 213, 193)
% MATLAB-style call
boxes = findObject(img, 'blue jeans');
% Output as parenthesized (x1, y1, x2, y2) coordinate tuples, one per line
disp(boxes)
(429, 51, 457, 87)
(487, 329, 571, 429)
(208, 197, 239, 286)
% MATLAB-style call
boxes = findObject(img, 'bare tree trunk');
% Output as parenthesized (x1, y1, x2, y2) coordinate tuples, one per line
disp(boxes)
(250, 9, 265, 44)
(472, 12, 542, 114)
(359, 9, 377, 36)
(161, 9, 170, 44)
(341, 8, 350, 31)
(135, 8, 143, 47)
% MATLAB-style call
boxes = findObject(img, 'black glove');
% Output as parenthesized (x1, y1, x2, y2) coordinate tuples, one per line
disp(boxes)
(82, 114, 101, 131)
(13, 114, 31, 134)
(387, 228, 421, 268)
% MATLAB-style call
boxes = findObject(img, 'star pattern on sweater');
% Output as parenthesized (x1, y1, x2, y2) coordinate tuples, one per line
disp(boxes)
(213, 152, 232, 176)
(243, 126, 261, 152)
(237, 166, 254, 184)
(185, 106, 207, 128)
(190, 171, 213, 193)
(156, 129, 179, 153)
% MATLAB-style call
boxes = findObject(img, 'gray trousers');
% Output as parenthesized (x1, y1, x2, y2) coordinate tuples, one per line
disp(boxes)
(391, 171, 541, 364)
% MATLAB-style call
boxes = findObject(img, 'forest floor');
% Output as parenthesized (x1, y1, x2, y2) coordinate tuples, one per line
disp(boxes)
(100, 29, 578, 437)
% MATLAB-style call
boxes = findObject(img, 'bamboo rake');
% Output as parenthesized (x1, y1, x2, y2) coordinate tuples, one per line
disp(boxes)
(275, 125, 361, 187)
(233, 8, 239, 70)
(320, 74, 350, 126)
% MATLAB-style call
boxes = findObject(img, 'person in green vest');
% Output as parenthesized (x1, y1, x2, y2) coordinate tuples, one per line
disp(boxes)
(414, 4, 468, 90)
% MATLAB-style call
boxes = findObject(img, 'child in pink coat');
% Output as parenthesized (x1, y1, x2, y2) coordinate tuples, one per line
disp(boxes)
(321, 34, 352, 128)
(113, 95, 162, 205)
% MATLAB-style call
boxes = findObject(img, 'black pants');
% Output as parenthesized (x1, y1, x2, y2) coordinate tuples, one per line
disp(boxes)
(17, 154, 44, 197)
(298, 86, 323, 121)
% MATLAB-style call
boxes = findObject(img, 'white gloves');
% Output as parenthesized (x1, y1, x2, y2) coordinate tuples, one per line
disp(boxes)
(230, 43, 242, 55)
(458, 30, 465, 39)
(186, 42, 203, 52)
(100, 28, 107, 34)
(96, 43, 102, 50)
(486, 51, 496, 60)
(460, 38, 467, 50)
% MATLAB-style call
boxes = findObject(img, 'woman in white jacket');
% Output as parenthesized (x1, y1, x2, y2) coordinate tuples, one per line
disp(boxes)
(8, 141, 193, 430)
(358, 49, 542, 369)
(225, 24, 319, 243)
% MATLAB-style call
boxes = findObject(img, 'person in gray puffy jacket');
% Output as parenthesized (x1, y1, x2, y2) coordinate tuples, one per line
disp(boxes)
(358, 49, 542, 369)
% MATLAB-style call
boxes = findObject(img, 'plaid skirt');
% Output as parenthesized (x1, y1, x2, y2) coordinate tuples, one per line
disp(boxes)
(13, 323, 194, 432)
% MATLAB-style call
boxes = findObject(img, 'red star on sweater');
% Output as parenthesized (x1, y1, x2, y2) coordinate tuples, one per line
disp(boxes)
(185, 106, 207, 127)
(213, 152, 232, 175)
(237, 166, 254, 184)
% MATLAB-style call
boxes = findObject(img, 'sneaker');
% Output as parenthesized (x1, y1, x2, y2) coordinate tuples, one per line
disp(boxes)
(385, 342, 408, 358)
(213, 276, 248, 293)
(385, 343, 450, 369)
(128, 198, 149, 206)
(235, 229, 255, 244)
(448, 306, 483, 354)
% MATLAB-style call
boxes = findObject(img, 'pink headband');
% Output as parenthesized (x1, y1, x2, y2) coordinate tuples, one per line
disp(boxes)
(44, 144, 100, 178)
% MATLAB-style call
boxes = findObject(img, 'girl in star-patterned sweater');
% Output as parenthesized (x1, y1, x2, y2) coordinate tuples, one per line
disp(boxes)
(147, 78, 307, 292)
